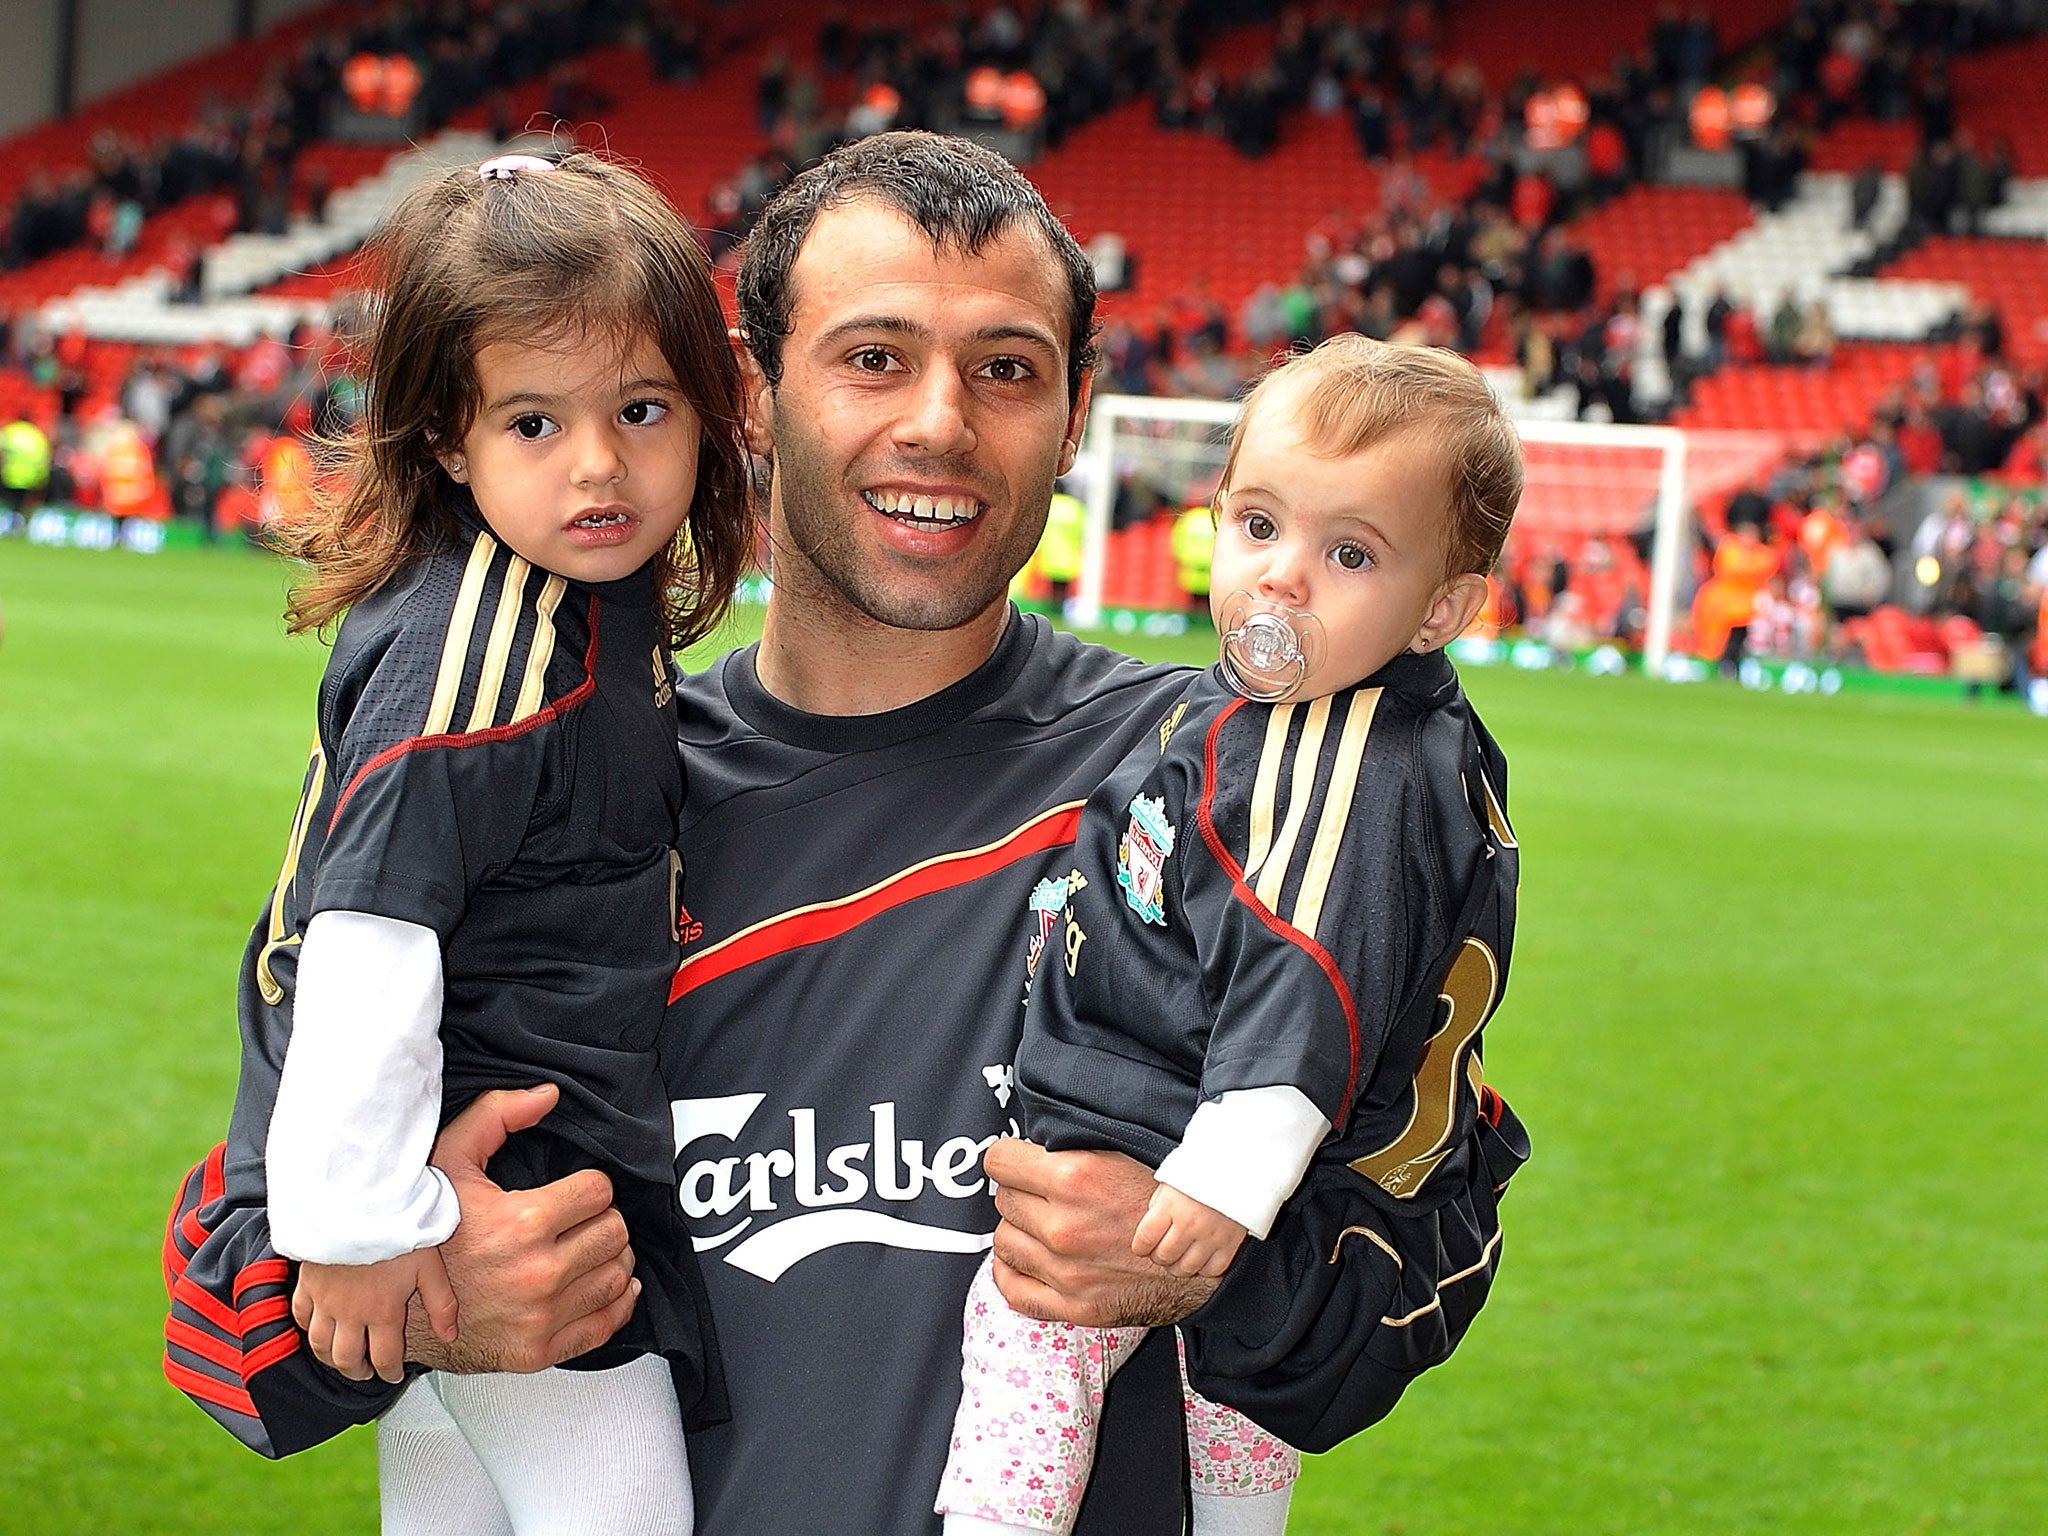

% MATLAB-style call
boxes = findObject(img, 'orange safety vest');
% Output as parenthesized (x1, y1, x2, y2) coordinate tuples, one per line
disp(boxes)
(378, 54, 421, 117)
(101, 430, 158, 517)
(1689, 86, 1731, 152)
(965, 66, 1005, 116)
(1730, 81, 1775, 137)
(1000, 72, 1046, 130)
(344, 53, 385, 113)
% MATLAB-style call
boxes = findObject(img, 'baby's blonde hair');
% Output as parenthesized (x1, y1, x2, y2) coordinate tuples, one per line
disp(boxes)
(1217, 336, 1523, 578)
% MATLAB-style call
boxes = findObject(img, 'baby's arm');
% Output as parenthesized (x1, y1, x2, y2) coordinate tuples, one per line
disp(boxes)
(267, 910, 465, 1380)
(1139, 1085, 1331, 1277)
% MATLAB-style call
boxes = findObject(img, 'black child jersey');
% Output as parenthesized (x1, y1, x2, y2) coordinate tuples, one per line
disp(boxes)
(1013, 650, 1530, 1454)
(1019, 651, 1519, 1171)
(163, 520, 720, 1456)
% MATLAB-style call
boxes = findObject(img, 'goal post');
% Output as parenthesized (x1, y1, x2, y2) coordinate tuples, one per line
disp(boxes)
(1069, 392, 1787, 677)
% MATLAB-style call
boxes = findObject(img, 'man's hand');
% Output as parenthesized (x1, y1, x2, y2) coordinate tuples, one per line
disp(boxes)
(1131, 1183, 1245, 1280)
(984, 1138, 1218, 1328)
(295, 1249, 458, 1384)
(401, 1084, 640, 1374)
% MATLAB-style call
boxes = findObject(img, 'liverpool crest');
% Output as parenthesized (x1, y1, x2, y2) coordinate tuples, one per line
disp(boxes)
(1116, 793, 1175, 925)
(1024, 873, 1073, 982)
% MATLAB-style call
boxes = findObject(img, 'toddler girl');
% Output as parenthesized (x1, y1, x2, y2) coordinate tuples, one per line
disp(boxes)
(208, 151, 751, 1534)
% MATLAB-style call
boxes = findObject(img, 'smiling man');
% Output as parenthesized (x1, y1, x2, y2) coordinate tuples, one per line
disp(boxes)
(664, 133, 1207, 1535)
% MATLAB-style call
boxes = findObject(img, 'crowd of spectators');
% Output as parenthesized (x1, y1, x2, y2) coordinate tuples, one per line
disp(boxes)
(0, 313, 355, 548)
(5, 0, 2045, 691)
(1, 0, 644, 282)
(1489, 325, 2046, 687)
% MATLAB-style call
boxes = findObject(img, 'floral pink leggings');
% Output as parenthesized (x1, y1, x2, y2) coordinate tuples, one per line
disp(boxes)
(936, 1259, 1299, 1533)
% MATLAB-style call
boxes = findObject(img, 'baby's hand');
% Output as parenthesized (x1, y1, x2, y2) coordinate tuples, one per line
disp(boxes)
(1130, 1183, 1246, 1279)
(293, 1249, 459, 1384)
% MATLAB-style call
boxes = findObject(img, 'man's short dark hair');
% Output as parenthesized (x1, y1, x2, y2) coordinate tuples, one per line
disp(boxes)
(737, 131, 1099, 406)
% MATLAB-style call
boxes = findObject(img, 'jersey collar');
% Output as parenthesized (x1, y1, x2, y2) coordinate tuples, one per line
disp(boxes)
(718, 605, 1040, 753)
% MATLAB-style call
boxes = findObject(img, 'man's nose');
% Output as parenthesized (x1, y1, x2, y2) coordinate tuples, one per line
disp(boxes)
(893, 366, 976, 457)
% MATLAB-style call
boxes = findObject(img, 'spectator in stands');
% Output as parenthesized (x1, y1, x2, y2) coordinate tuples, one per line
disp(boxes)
(1849, 160, 1883, 231)
(0, 414, 52, 524)
(1823, 515, 1894, 623)
(1767, 289, 1804, 365)
(1794, 299, 1835, 368)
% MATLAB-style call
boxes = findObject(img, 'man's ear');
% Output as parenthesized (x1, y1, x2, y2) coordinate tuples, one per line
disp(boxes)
(1412, 572, 1490, 652)
(734, 328, 776, 458)
(1057, 368, 1095, 478)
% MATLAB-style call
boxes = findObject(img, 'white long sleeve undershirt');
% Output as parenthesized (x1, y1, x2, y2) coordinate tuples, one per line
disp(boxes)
(266, 910, 461, 1265)
(1153, 1085, 1332, 1241)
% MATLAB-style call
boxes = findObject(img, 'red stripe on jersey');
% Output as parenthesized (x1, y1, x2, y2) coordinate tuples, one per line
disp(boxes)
(327, 596, 603, 835)
(201, 1142, 226, 1205)
(164, 1355, 258, 1419)
(166, 1315, 246, 1373)
(670, 803, 1085, 1004)
(1193, 697, 1363, 1120)
(238, 1295, 292, 1331)
(233, 1258, 291, 1300)
(172, 1142, 228, 1263)
(241, 1328, 302, 1378)
(172, 1273, 244, 1336)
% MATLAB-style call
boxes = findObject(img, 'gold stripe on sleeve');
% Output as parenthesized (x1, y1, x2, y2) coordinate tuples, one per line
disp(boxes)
(1290, 687, 1380, 941)
(1252, 693, 1330, 911)
(424, 533, 498, 736)
(463, 555, 531, 732)
(1481, 769, 1516, 847)
(1241, 703, 1293, 885)
(510, 574, 566, 721)
(255, 743, 326, 1006)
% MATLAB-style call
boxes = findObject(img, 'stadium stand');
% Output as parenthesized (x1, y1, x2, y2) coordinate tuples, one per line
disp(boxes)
(2, 0, 2042, 696)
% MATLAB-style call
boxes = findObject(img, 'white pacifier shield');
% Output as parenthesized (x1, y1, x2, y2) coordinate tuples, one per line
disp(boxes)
(1218, 591, 1325, 702)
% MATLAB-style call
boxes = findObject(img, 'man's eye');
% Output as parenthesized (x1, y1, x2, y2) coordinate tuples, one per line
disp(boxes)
(620, 399, 671, 426)
(510, 414, 556, 441)
(852, 347, 897, 373)
(1244, 512, 1276, 541)
(981, 356, 1031, 383)
(1334, 543, 1374, 570)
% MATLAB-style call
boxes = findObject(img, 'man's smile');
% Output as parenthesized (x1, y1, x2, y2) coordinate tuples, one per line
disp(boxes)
(862, 488, 988, 528)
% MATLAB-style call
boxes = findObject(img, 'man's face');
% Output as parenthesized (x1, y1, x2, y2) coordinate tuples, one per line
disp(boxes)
(748, 199, 1089, 633)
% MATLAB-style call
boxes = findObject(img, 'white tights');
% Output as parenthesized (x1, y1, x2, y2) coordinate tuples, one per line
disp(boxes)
(377, 1356, 692, 1536)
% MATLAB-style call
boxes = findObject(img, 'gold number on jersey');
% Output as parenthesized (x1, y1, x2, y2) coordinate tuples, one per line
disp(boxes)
(1349, 937, 1500, 1198)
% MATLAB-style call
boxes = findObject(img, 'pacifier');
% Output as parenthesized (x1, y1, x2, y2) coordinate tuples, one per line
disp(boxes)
(1216, 591, 1325, 702)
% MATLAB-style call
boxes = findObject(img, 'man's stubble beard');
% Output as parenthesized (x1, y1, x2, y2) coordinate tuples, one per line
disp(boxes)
(768, 395, 1052, 633)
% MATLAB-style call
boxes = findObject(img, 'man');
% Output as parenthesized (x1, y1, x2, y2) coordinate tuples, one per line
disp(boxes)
(166, 133, 1510, 1533)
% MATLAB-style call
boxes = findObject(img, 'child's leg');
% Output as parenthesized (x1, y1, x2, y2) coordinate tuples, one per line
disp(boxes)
(433, 1356, 693, 1536)
(377, 1376, 514, 1536)
(1178, 1335, 1299, 1536)
(937, 1257, 1148, 1536)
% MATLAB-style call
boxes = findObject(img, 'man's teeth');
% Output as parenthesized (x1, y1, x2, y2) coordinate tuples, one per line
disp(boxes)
(864, 490, 983, 524)
(575, 511, 630, 528)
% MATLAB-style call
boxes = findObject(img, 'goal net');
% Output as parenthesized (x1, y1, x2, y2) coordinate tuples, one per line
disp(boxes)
(1068, 392, 1792, 675)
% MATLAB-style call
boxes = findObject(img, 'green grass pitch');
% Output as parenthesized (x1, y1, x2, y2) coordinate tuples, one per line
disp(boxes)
(2, 540, 2042, 1534)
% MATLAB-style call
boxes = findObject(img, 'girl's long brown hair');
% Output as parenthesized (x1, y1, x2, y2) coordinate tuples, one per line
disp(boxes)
(279, 151, 753, 650)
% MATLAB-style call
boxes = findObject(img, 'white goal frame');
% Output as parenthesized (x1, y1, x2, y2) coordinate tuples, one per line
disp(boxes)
(1070, 394, 1691, 675)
